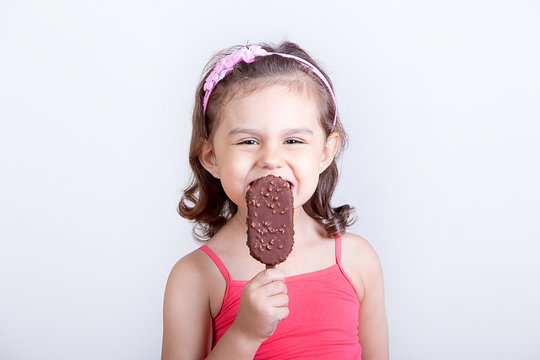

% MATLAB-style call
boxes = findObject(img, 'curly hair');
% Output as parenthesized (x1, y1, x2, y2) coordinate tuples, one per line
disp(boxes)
(178, 40, 356, 242)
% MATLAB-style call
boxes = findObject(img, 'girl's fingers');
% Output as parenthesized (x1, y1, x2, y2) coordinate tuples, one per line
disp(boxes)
(273, 305, 290, 321)
(262, 279, 287, 296)
(254, 268, 286, 285)
(247, 269, 287, 297)
(269, 293, 289, 308)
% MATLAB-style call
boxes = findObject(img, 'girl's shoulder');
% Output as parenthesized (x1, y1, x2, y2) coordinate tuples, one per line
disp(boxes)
(340, 232, 381, 259)
(168, 244, 228, 290)
(164, 245, 227, 317)
(168, 246, 216, 280)
(339, 232, 385, 303)
(163, 245, 231, 357)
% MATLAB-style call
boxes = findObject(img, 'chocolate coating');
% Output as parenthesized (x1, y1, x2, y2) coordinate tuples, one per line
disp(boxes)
(246, 175, 294, 267)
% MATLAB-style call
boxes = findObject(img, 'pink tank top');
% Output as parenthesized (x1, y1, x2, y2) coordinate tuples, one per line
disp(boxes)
(200, 236, 362, 359)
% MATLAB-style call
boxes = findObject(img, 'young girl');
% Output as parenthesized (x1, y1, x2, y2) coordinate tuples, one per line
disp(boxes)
(162, 41, 389, 360)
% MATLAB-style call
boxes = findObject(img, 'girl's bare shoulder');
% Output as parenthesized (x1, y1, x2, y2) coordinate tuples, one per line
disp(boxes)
(162, 248, 212, 358)
(168, 246, 209, 279)
(166, 245, 225, 296)
(162, 245, 227, 358)
(339, 232, 385, 302)
(340, 232, 381, 262)
(164, 244, 227, 315)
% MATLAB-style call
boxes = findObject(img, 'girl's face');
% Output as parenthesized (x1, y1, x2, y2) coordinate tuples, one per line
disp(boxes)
(200, 84, 339, 217)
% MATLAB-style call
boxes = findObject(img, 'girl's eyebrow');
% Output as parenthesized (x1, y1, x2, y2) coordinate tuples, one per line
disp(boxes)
(227, 128, 261, 136)
(228, 127, 314, 136)
(282, 127, 314, 136)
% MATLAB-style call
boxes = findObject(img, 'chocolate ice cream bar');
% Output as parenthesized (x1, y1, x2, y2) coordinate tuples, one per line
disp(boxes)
(246, 175, 294, 268)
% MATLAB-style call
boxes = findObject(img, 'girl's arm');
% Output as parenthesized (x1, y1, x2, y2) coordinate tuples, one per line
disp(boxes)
(161, 251, 288, 360)
(342, 233, 389, 360)
(161, 252, 214, 359)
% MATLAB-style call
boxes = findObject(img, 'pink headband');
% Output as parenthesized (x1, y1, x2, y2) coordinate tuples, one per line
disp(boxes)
(202, 45, 337, 133)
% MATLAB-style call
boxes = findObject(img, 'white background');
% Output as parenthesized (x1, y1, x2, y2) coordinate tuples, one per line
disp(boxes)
(1, 0, 539, 359)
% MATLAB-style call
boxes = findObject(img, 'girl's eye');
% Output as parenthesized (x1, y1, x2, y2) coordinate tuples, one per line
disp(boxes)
(238, 139, 259, 145)
(285, 138, 304, 144)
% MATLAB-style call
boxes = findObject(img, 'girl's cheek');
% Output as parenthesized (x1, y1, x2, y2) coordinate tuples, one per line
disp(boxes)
(230, 156, 251, 173)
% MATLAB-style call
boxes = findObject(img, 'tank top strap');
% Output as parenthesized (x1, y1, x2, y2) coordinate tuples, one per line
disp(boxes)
(199, 245, 231, 284)
(335, 234, 342, 265)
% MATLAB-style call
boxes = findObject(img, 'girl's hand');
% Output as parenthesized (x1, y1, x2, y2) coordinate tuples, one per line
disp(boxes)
(231, 268, 289, 344)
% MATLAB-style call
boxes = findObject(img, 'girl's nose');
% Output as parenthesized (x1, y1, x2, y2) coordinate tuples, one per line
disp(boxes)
(259, 143, 283, 170)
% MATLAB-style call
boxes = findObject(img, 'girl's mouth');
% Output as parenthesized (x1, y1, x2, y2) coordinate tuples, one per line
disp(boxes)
(247, 177, 294, 191)
(287, 180, 294, 190)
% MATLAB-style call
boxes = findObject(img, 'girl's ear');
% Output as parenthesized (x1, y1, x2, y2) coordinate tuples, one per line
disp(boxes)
(320, 132, 340, 173)
(199, 139, 220, 179)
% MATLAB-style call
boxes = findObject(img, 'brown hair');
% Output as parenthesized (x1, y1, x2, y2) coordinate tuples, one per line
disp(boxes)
(178, 41, 356, 242)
